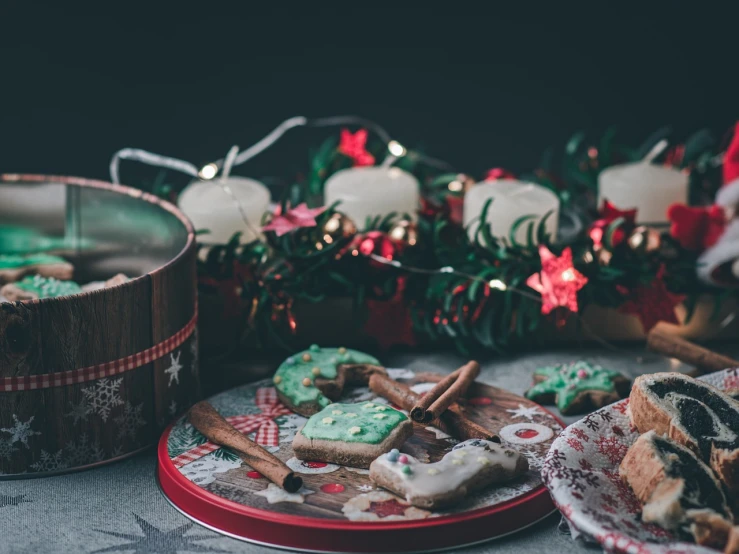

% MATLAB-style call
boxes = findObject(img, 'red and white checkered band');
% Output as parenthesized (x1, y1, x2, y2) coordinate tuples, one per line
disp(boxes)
(0, 310, 198, 392)
(171, 387, 291, 469)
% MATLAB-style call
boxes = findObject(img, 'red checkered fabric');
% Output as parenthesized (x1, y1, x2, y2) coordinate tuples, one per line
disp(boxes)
(0, 310, 198, 392)
(171, 387, 291, 468)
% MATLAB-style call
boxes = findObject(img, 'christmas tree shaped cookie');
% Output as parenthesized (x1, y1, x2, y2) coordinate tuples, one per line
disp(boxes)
(1, 274, 82, 301)
(0, 253, 73, 284)
(273, 345, 384, 416)
(369, 439, 528, 509)
(292, 401, 413, 468)
(525, 361, 630, 415)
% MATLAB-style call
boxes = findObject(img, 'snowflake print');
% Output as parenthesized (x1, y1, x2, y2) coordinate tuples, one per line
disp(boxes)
(566, 438, 584, 452)
(613, 398, 629, 415)
(1, 415, 41, 448)
(65, 399, 91, 424)
(30, 450, 67, 472)
(579, 458, 593, 471)
(357, 484, 374, 492)
(571, 428, 589, 442)
(602, 469, 641, 515)
(169, 401, 177, 416)
(595, 436, 628, 465)
(505, 403, 544, 421)
(583, 413, 600, 432)
(0, 438, 18, 460)
(113, 402, 146, 440)
(82, 378, 124, 422)
(64, 434, 106, 467)
(164, 351, 183, 387)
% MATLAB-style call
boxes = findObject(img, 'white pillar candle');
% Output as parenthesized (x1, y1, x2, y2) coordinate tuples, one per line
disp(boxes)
(323, 167, 419, 229)
(598, 162, 688, 225)
(178, 176, 270, 244)
(463, 179, 560, 245)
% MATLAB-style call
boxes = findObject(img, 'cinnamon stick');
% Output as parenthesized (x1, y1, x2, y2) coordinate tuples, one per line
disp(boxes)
(188, 401, 302, 492)
(647, 328, 739, 375)
(410, 361, 480, 423)
(369, 373, 497, 442)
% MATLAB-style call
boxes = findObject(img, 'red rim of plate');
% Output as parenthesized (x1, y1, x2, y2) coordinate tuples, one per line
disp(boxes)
(157, 415, 561, 553)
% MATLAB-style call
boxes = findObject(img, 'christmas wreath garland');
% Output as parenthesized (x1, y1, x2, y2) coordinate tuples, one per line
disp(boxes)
(119, 120, 739, 356)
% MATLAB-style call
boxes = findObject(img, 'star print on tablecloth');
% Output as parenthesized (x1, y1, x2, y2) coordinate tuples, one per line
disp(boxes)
(261, 203, 328, 237)
(617, 268, 685, 331)
(91, 513, 226, 554)
(505, 403, 545, 421)
(526, 246, 587, 315)
(338, 128, 375, 167)
(164, 351, 183, 387)
(254, 483, 315, 504)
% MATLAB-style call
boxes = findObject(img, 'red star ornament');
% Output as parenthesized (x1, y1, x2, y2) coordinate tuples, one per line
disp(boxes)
(526, 246, 588, 315)
(338, 129, 375, 167)
(363, 276, 417, 350)
(261, 203, 327, 236)
(618, 268, 685, 331)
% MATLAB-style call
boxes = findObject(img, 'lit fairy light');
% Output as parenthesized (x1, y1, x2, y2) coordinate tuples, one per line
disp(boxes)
(199, 163, 218, 180)
(448, 180, 463, 192)
(324, 234, 334, 244)
(561, 269, 575, 282)
(488, 279, 507, 291)
(387, 140, 406, 157)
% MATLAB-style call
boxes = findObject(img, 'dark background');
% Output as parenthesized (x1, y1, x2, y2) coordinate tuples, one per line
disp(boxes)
(1, 4, 736, 187)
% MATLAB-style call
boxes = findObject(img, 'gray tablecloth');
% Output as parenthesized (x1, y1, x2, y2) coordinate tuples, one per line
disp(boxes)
(2, 345, 731, 554)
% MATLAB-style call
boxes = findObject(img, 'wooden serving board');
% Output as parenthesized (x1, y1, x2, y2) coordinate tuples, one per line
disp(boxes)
(158, 368, 563, 553)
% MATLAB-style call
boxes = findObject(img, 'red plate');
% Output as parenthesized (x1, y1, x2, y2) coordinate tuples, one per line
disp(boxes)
(157, 371, 562, 553)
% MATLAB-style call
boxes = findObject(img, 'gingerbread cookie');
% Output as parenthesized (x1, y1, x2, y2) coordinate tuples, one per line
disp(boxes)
(273, 345, 383, 416)
(1, 275, 82, 301)
(0, 253, 73, 284)
(369, 439, 528, 509)
(525, 361, 630, 415)
(292, 401, 412, 468)
(81, 273, 130, 292)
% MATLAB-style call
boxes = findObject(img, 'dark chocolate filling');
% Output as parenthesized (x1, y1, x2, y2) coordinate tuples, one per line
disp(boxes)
(648, 378, 739, 459)
(651, 435, 729, 518)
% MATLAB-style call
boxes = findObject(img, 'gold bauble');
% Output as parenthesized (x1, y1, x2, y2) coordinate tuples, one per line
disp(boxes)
(322, 212, 357, 241)
(388, 220, 419, 247)
(595, 247, 613, 266)
(628, 226, 661, 255)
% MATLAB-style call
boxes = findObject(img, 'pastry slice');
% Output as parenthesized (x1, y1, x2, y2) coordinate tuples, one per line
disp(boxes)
(629, 373, 739, 498)
(370, 439, 528, 509)
(620, 431, 733, 547)
(292, 401, 412, 468)
(0, 253, 73, 284)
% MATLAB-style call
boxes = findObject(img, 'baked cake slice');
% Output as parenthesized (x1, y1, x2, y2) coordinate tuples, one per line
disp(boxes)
(620, 431, 733, 547)
(629, 372, 739, 497)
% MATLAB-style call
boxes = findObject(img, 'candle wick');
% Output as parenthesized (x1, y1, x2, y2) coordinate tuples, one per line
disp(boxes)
(221, 145, 240, 180)
(642, 139, 669, 164)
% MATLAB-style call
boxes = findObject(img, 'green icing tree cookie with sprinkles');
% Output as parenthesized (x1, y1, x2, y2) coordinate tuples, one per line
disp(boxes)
(292, 401, 414, 468)
(525, 361, 630, 415)
(272, 345, 381, 416)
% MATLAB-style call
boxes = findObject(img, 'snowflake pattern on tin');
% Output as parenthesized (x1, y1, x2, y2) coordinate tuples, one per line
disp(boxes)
(65, 399, 91, 424)
(164, 351, 183, 387)
(30, 450, 67, 472)
(1, 415, 41, 448)
(81, 378, 124, 422)
(113, 402, 146, 440)
(542, 368, 736, 554)
(0, 438, 18, 460)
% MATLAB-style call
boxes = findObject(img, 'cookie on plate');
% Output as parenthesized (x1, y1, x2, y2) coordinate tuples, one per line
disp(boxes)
(273, 345, 384, 416)
(525, 361, 630, 415)
(629, 372, 739, 499)
(620, 430, 733, 548)
(81, 273, 130, 292)
(370, 439, 528, 509)
(0, 253, 73, 284)
(292, 401, 412, 468)
(1, 275, 82, 301)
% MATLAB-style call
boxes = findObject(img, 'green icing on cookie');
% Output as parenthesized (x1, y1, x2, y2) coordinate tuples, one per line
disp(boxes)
(300, 401, 407, 444)
(14, 275, 82, 298)
(0, 254, 67, 269)
(525, 361, 623, 411)
(273, 345, 380, 408)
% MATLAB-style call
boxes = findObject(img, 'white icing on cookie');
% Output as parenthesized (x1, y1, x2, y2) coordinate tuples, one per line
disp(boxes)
(370, 440, 524, 500)
(498, 423, 554, 445)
